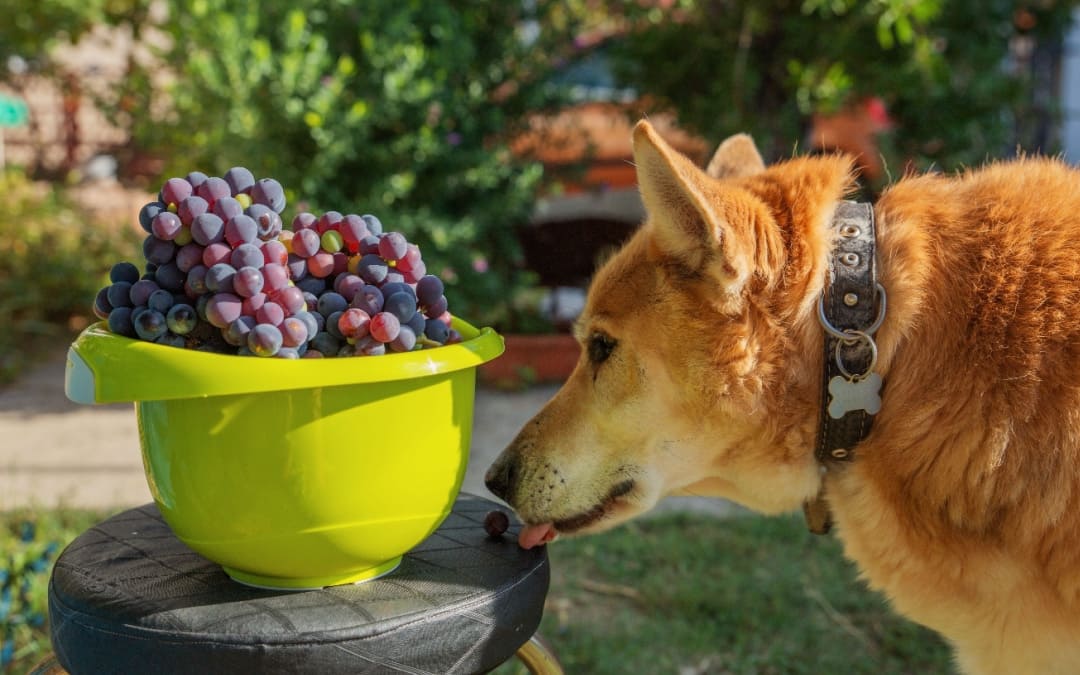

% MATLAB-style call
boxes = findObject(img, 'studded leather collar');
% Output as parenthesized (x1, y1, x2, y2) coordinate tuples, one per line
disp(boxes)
(803, 201, 886, 535)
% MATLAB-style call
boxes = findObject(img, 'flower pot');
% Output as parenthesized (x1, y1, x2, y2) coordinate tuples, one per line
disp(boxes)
(64, 319, 503, 589)
(478, 333, 580, 388)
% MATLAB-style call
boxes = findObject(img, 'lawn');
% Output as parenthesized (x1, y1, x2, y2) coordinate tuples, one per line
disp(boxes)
(498, 511, 954, 675)
(1, 509, 952, 674)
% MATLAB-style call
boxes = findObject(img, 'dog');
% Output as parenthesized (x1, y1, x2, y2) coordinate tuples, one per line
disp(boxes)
(486, 119, 1080, 674)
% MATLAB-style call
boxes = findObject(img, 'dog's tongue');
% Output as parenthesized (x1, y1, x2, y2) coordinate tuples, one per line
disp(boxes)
(518, 522, 557, 549)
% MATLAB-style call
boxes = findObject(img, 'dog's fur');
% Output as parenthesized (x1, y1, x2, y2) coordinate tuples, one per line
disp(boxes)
(486, 120, 1080, 674)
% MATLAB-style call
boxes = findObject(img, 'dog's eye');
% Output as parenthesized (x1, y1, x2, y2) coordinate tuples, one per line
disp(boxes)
(588, 333, 617, 364)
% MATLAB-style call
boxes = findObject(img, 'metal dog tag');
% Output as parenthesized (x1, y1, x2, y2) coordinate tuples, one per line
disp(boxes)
(827, 373, 882, 419)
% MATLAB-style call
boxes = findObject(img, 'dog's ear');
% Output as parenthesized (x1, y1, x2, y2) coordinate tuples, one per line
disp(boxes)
(705, 134, 765, 179)
(632, 120, 762, 295)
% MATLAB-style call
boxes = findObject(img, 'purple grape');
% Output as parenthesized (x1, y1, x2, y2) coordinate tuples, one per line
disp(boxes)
(251, 178, 286, 213)
(224, 214, 258, 247)
(294, 311, 319, 340)
(256, 301, 285, 326)
(405, 309, 425, 336)
(93, 287, 113, 320)
(384, 291, 417, 322)
(369, 312, 400, 343)
(133, 309, 168, 341)
(205, 263, 237, 294)
(247, 203, 283, 240)
(286, 253, 308, 280)
(378, 232, 408, 261)
(423, 294, 448, 318)
(292, 212, 317, 230)
(311, 332, 340, 355)
(241, 292, 266, 317)
(301, 291, 318, 311)
(340, 214, 369, 252)
(196, 176, 231, 207)
(212, 196, 244, 222)
(224, 166, 255, 195)
(358, 337, 386, 356)
(185, 265, 209, 296)
(230, 242, 264, 270)
(291, 228, 321, 258)
(262, 263, 290, 292)
(177, 195, 209, 226)
(175, 243, 205, 272)
(389, 325, 417, 352)
(306, 252, 334, 278)
(357, 253, 388, 285)
(402, 260, 427, 284)
(147, 289, 175, 313)
(326, 311, 345, 339)
(424, 317, 450, 344)
(316, 291, 348, 317)
(138, 202, 166, 233)
(337, 308, 370, 339)
(351, 284, 384, 315)
(262, 239, 288, 266)
(416, 275, 444, 307)
(110, 261, 141, 285)
(127, 279, 158, 306)
(277, 347, 300, 359)
(295, 277, 326, 298)
(161, 177, 193, 205)
(361, 214, 383, 235)
(358, 234, 381, 255)
(166, 304, 198, 335)
(143, 235, 176, 265)
(151, 211, 183, 240)
(107, 282, 134, 308)
(233, 266, 264, 298)
(205, 293, 243, 328)
(186, 171, 209, 188)
(248, 323, 283, 357)
(224, 316, 257, 346)
(107, 306, 135, 337)
(202, 241, 232, 267)
(380, 282, 415, 302)
(273, 286, 306, 315)
(154, 262, 186, 292)
(316, 211, 343, 234)
(190, 213, 225, 246)
(280, 316, 310, 347)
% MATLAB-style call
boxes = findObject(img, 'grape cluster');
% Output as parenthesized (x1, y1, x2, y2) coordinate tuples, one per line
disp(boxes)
(93, 168, 460, 358)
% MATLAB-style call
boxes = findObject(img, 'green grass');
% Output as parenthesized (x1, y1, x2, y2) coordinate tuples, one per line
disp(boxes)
(1, 509, 953, 674)
(498, 512, 954, 675)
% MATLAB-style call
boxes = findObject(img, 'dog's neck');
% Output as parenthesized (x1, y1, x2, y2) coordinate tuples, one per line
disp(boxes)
(803, 201, 886, 534)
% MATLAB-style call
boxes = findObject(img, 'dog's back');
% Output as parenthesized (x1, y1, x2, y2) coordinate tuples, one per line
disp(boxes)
(834, 159, 1080, 673)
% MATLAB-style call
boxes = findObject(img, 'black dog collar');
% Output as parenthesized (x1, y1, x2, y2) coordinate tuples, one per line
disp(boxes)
(803, 201, 886, 535)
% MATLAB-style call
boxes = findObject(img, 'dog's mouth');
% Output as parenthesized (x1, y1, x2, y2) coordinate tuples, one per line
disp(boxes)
(518, 479, 636, 549)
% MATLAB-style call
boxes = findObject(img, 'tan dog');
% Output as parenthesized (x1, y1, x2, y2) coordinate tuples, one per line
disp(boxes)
(486, 120, 1080, 674)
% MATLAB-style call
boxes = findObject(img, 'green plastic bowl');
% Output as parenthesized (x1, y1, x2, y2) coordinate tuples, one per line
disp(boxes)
(65, 319, 503, 589)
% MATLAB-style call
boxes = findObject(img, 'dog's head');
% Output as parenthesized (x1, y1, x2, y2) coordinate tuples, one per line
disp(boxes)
(487, 121, 854, 547)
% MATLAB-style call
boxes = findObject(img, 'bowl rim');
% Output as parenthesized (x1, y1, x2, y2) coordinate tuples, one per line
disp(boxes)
(66, 317, 504, 404)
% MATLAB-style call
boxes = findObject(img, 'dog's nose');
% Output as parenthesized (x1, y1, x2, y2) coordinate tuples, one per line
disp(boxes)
(484, 457, 517, 501)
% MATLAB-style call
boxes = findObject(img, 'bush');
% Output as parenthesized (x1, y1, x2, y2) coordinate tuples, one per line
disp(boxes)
(104, 1, 589, 331)
(0, 170, 140, 384)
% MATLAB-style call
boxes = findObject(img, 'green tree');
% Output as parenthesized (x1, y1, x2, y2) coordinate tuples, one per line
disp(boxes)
(107, 0, 590, 329)
(601, 0, 1079, 181)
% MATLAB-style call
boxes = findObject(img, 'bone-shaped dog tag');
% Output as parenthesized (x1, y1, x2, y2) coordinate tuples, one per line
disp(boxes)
(827, 373, 882, 419)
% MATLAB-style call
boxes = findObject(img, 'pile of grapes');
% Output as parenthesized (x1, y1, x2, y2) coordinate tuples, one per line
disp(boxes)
(93, 168, 459, 358)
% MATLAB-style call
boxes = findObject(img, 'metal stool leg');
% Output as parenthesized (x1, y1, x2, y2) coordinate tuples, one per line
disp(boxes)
(514, 633, 563, 674)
